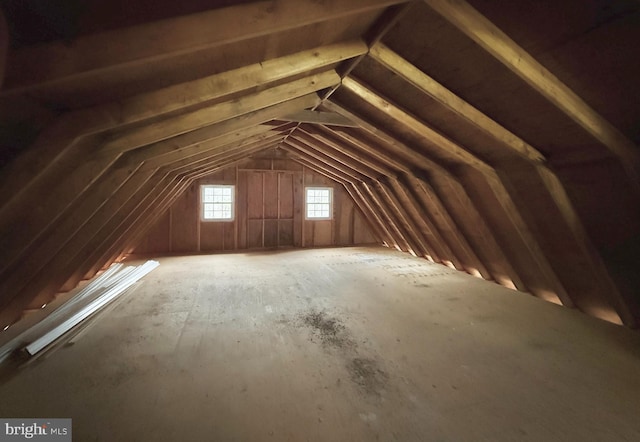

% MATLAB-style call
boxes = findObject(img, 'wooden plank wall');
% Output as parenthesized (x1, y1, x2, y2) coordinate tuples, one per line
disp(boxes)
(134, 158, 378, 254)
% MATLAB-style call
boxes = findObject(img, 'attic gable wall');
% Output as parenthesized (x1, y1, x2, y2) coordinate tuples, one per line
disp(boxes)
(133, 156, 378, 254)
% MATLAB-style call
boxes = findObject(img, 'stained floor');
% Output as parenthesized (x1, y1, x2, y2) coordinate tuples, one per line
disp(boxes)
(1, 247, 640, 441)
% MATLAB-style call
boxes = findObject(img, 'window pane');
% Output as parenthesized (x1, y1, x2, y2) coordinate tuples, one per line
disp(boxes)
(305, 187, 332, 219)
(202, 185, 235, 220)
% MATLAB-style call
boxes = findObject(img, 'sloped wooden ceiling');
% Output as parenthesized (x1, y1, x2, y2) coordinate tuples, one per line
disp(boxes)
(0, 0, 638, 329)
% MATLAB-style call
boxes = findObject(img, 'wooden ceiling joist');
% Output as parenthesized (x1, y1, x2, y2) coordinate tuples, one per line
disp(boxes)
(0, 88, 323, 272)
(342, 76, 494, 174)
(359, 181, 413, 253)
(396, 174, 492, 281)
(369, 42, 546, 164)
(324, 125, 412, 174)
(423, 0, 640, 189)
(338, 75, 578, 307)
(295, 127, 391, 177)
(385, 176, 460, 267)
(0, 38, 354, 206)
(0, 135, 281, 320)
(283, 138, 370, 183)
(100, 71, 339, 155)
(0, 102, 310, 281)
(322, 100, 529, 291)
(2, 0, 400, 95)
(373, 179, 434, 259)
(323, 100, 454, 178)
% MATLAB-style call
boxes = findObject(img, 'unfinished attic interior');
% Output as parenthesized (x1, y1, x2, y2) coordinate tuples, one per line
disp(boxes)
(1, 0, 640, 440)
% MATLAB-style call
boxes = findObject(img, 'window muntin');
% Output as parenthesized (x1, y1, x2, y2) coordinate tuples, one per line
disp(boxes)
(201, 185, 234, 221)
(305, 187, 332, 220)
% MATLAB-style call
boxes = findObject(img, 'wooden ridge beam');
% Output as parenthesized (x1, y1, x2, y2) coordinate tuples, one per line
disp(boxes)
(423, 0, 640, 189)
(315, 2, 413, 106)
(114, 97, 313, 168)
(281, 110, 359, 127)
(370, 42, 545, 163)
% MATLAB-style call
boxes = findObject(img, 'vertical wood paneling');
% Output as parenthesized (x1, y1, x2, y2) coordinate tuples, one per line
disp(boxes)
(264, 220, 279, 247)
(133, 158, 379, 254)
(335, 188, 354, 244)
(264, 172, 279, 219)
(279, 219, 294, 246)
(354, 210, 376, 244)
(170, 185, 198, 252)
(135, 211, 170, 254)
(201, 222, 225, 251)
(247, 173, 264, 220)
(293, 172, 303, 247)
(279, 173, 294, 219)
(247, 220, 263, 248)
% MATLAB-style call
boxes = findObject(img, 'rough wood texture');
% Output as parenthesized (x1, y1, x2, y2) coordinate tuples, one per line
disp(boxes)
(0, 0, 638, 328)
(134, 157, 378, 254)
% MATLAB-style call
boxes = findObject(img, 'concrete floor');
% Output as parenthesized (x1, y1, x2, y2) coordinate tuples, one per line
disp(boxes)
(1, 246, 639, 441)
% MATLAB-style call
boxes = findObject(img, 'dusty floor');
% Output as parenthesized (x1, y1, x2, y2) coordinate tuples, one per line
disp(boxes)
(1, 246, 639, 441)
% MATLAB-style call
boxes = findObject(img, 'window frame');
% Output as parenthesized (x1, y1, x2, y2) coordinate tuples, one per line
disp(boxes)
(200, 184, 235, 222)
(305, 186, 333, 220)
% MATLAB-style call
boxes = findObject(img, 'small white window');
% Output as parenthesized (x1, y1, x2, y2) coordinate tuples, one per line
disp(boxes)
(201, 185, 234, 221)
(305, 187, 332, 220)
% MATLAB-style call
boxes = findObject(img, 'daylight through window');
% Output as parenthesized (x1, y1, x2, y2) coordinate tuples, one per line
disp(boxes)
(306, 187, 332, 220)
(201, 185, 234, 221)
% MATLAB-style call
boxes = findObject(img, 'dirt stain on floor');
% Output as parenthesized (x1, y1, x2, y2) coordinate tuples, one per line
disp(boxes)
(296, 309, 389, 396)
(299, 310, 353, 350)
(347, 357, 389, 396)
